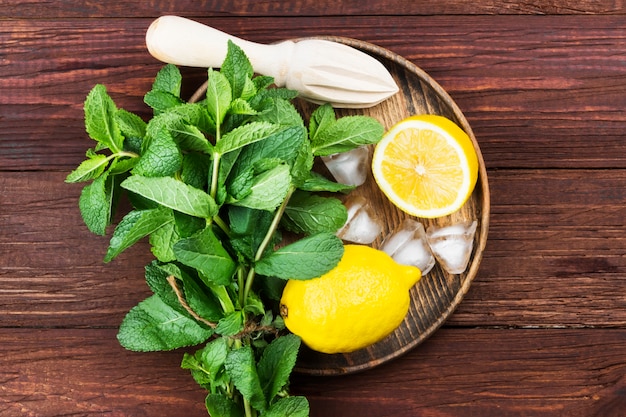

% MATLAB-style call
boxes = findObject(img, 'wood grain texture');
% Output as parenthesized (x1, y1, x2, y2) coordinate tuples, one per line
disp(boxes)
(2, 0, 625, 18)
(2, 16, 626, 170)
(1, 328, 624, 417)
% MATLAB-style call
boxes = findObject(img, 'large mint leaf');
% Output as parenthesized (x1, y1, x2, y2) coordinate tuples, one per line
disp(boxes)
(233, 126, 306, 175)
(104, 207, 174, 262)
(117, 294, 213, 352)
(311, 115, 383, 156)
(173, 227, 237, 286)
(257, 334, 301, 402)
(78, 172, 112, 235)
(263, 397, 309, 417)
(224, 346, 266, 412)
(221, 41, 254, 100)
(121, 175, 217, 218)
(282, 192, 347, 235)
(216, 121, 280, 155)
(231, 164, 291, 212)
(206, 68, 232, 125)
(133, 127, 182, 177)
(84, 84, 124, 153)
(255, 232, 344, 280)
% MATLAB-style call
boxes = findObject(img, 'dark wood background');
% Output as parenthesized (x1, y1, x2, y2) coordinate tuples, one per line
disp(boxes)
(2, 1, 626, 415)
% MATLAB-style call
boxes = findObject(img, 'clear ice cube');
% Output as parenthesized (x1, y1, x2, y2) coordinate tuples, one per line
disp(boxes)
(321, 146, 370, 186)
(336, 195, 383, 244)
(426, 220, 478, 274)
(381, 218, 435, 275)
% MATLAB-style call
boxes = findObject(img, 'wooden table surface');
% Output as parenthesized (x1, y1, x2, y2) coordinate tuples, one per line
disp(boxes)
(2, 1, 626, 416)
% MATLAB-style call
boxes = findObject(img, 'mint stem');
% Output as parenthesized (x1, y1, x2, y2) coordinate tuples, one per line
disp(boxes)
(242, 186, 296, 303)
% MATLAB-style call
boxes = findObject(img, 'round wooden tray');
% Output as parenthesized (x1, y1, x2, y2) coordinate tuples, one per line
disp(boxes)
(191, 37, 490, 376)
(291, 37, 490, 376)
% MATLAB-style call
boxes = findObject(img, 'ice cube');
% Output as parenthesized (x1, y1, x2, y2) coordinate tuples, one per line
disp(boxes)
(321, 146, 370, 186)
(381, 218, 435, 274)
(427, 220, 478, 274)
(336, 195, 383, 244)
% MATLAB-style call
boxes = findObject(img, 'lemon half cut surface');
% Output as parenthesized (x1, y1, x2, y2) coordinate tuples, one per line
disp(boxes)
(372, 114, 479, 218)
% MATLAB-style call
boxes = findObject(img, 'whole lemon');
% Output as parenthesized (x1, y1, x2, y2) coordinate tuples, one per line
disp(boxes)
(279, 244, 421, 354)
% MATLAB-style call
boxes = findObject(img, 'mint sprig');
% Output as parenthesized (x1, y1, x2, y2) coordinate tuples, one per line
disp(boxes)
(68, 41, 384, 417)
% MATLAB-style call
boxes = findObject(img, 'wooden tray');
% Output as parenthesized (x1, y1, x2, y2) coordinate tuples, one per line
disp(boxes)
(192, 37, 490, 376)
(291, 37, 490, 376)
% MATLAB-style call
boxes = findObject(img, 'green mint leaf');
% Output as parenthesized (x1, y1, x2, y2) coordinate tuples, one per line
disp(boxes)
(257, 98, 304, 127)
(206, 68, 232, 125)
(133, 127, 182, 177)
(78, 172, 112, 235)
(290, 139, 314, 187)
(257, 334, 301, 403)
(104, 207, 174, 262)
(121, 175, 217, 218)
(117, 294, 213, 352)
(216, 121, 280, 155)
(228, 125, 306, 183)
(65, 152, 109, 183)
(311, 115, 384, 156)
(255, 232, 344, 280)
(144, 90, 184, 113)
(264, 396, 309, 417)
(199, 337, 230, 378)
(143, 261, 189, 316)
(108, 155, 138, 175)
(116, 108, 146, 140)
(308, 103, 336, 143)
(249, 87, 298, 112)
(149, 220, 179, 262)
(152, 64, 182, 97)
(215, 310, 245, 336)
(228, 206, 276, 261)
(173, 227, 237, 286)
(231, 164, 291, 212)
(148, 110, 214, 154)
(84, 84, 124, 153)
(147, 103, 216, 146)
(298, 171, 355, 193)
(252, 75, 275, 92)
(155, 262, 224, 323)
(282, 192, 348, 235)
(228, 98, 258, 116)
(224, 346, 266, 411)
(181, 153, 210, 190)
(205, 394, 245, 417)
(221, 40, 254, 100)
(181, 352, 212, 388)
(118, 295, 207, 350)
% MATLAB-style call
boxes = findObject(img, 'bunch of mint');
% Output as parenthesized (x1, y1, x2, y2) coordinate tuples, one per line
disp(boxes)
(66, 41, 384, 417)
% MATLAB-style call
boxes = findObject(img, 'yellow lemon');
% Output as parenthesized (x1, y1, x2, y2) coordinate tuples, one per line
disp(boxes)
(279, 245, 421, 354)
(372, 114, 479, 218)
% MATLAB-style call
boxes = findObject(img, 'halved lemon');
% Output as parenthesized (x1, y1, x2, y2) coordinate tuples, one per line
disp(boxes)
(372, 114, 478, 218)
